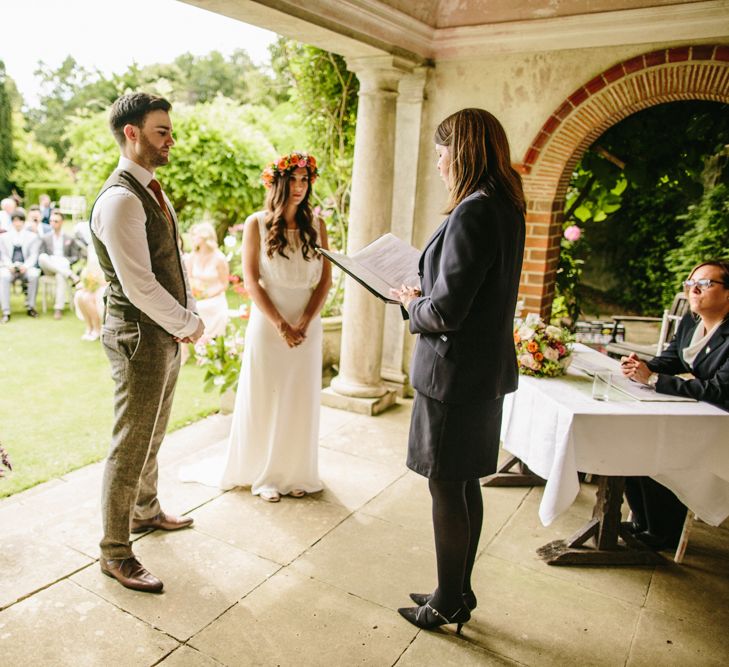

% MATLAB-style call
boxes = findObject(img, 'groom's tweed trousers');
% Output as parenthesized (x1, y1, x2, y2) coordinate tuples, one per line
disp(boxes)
(91, 169, 188, 560)
(100, 318, 180, 559)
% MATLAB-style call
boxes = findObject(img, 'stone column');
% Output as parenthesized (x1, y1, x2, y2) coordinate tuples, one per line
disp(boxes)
(380, 67, 428, 396)
(324, 55, 412, 415)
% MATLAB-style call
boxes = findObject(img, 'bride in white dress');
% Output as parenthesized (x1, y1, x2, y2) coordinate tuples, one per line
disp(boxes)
(183, 152, 331, 502)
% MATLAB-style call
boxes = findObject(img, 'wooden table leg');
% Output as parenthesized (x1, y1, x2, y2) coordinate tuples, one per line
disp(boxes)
(481, 455, 546, 487)
(536, 475, 665, 566)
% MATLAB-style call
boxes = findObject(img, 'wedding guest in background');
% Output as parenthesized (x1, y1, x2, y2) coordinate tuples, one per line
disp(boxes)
(73, 239, 106, 341)
(39, 194, 53, 227)
(38, 210, 82, 319)
(621, 259, 729, 550)
(26, 206, 50, 237)
(393, 108, 525, 634)
(181, 221, 229, 361)
(181, 152, 330, 503)
(0, 210, 42, 321)
(0, 197, 17, 232)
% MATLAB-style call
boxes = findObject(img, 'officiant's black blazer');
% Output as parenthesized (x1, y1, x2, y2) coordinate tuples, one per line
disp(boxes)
(648, 312, 729, 410)
(405, 189, 525, 404)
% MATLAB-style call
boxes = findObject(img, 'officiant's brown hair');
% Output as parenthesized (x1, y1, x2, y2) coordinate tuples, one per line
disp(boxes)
(434, 108, 525, 215)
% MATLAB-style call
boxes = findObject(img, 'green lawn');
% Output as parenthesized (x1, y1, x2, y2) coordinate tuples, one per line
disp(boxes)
(0, 290, 221, 498)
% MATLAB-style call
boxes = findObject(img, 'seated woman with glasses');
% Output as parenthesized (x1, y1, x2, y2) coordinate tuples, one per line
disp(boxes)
(619, 259, 729, 550)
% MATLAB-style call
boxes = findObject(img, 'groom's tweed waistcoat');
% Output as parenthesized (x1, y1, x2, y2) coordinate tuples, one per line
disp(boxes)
(90, 169, 186, 325)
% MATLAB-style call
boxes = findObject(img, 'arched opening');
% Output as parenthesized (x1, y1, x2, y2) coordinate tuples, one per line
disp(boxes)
(518, 45, 729, 317)
(560, 100, 728, 328)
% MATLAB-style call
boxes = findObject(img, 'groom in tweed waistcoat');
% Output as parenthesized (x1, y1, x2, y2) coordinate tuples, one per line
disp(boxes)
(90, 93, 204, 592)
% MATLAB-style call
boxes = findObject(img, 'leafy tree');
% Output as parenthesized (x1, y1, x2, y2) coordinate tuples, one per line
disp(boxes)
(65, 97, 275, 233)
(142, 50, 282, 107)
(9, 112, 70, 195)
(26, 50, 283, 161)
(665, 179, 729, 298)
(164, 98, 275, 231)
(271, 39, 358, 250)
(27, 56, 115, 159)
(0, 61, 15, 194)
(63, 112, 118, 202)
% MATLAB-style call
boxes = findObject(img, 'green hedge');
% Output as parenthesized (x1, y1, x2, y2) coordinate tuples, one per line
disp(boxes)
(23, 181, 74, 207)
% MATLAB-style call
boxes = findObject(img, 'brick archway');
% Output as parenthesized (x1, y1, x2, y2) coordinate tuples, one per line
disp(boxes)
(518, 45, 729, 316)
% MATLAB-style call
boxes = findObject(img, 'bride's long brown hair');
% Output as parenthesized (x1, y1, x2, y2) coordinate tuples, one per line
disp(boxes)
(263, 167, 319, 260)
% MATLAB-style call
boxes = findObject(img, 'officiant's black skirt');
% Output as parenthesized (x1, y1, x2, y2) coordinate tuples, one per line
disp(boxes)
(406, 392, 504, 481)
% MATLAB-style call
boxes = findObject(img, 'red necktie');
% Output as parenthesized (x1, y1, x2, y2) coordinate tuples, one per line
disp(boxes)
(148, 179, 173, 225)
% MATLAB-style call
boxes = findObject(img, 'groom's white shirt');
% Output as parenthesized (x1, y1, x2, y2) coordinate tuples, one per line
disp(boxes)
(92, 157, 198, 338)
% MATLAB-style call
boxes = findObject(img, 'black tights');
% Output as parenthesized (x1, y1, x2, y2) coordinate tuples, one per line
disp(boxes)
(428, 478, 482, 612)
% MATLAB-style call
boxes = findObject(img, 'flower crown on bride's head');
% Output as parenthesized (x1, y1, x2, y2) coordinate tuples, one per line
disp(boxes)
(261, 152, 319, 189)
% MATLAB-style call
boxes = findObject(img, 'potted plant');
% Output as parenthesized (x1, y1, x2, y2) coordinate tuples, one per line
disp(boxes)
(195, 316, 247, 413)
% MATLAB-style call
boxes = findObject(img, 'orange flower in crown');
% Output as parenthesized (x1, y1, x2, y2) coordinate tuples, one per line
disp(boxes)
(261, 152, 319, 189)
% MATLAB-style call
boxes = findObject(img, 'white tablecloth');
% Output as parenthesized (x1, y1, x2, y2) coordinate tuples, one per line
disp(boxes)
(501, 345, 729, 526)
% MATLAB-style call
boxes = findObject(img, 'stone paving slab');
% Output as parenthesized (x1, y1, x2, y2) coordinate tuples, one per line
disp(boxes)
(188, 568, 417, 666)
(466, 554, 639, 667)
(189, 488, 350, 565)
(317, 445, 404, 511)
(397, 631, 521, 666)
(292, 512, 435, 611)
(72, 528, 279, 641)
(318, 404, 360, 438)
(0, 534, 93, 610)
(628, 607, 729, 666)
(0, 580, 179, 665)
(358, 468, 433, 532)
(644, 527, 729, 625)
(319, 418, 409, 468)
(485, 484, 654, 605)
(157, 413, 233, 466)
(158, 645, 222, 666)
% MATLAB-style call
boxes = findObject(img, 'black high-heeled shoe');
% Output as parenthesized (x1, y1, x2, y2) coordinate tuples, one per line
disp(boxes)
(397, 602, 471, 634)
(409, 590, 477, 611)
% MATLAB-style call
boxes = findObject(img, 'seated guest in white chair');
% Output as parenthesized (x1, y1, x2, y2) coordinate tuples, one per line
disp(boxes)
(38, 210, 82, 319)
(0, 210, 42, 322)
(621, 259, 729, 550)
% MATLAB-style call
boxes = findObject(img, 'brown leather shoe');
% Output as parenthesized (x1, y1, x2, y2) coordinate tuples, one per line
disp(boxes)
(100, 556, 163, 593)
(130, 511, 194, 533)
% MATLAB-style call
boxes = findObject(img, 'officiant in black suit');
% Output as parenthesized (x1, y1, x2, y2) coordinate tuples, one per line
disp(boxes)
(393, 108, 525, 634)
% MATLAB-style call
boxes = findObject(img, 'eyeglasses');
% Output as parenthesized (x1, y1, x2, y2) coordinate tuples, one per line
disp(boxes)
(683, 279, 723, 291)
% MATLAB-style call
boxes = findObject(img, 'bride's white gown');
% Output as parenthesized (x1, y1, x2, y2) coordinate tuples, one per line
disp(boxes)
(182, 214, 323, 496)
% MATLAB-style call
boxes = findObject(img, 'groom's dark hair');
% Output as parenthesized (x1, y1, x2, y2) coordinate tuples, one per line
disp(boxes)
(109, 92, 172, 147)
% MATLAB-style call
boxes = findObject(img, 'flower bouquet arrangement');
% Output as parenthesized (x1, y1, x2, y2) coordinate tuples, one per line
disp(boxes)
(514, 313, 574, 378)
(196, 316, 247, 394)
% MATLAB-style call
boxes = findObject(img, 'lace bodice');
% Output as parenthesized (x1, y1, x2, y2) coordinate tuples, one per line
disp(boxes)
(256, 213, 323, 290)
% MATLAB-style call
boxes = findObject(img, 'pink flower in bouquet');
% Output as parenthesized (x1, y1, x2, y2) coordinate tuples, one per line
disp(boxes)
(563, 225, 582, 242)
(518, 353, 539, 371)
